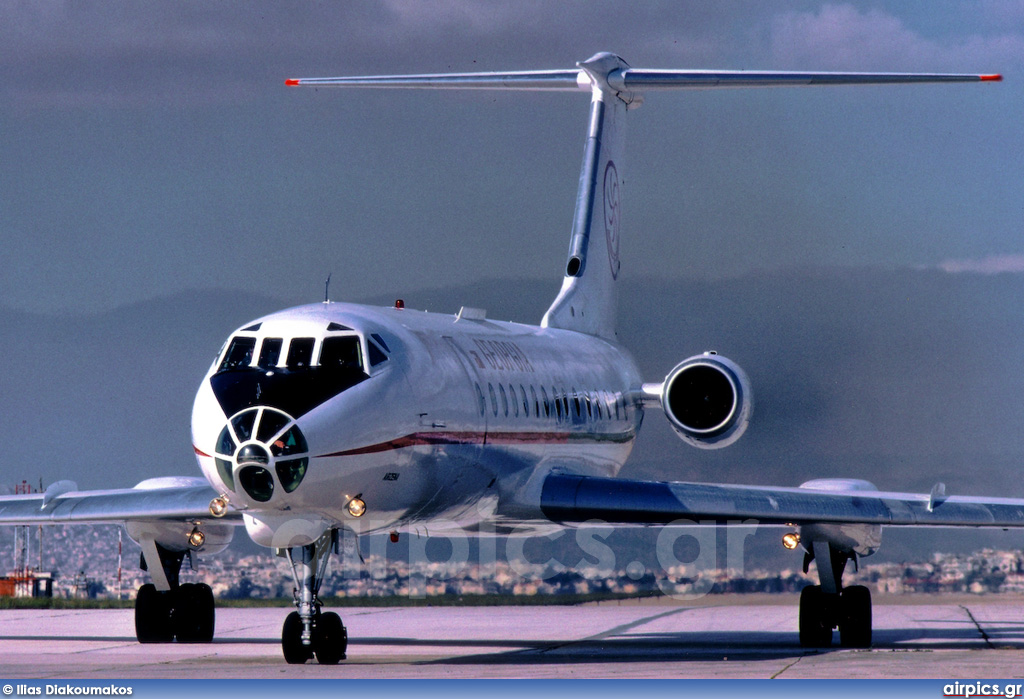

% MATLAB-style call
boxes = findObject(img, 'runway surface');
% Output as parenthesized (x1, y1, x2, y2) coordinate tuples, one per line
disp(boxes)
(2, 596, 1024, 678)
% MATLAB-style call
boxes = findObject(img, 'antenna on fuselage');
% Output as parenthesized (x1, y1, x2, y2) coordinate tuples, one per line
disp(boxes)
(324, 273, 332, 304)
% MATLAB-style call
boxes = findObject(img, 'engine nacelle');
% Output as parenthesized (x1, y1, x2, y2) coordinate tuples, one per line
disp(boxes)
(658, 352, 752, 449)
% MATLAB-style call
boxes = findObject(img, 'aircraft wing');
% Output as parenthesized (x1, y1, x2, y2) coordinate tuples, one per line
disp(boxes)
(0, 477, 240, 526)
(540, 473, 1024, 527)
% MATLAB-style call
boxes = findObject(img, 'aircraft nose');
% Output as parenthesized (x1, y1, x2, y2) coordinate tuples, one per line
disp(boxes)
(212, 406, 310, 504)
(238, 443, 271, 465)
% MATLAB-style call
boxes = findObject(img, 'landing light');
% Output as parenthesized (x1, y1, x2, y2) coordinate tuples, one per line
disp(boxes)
(782, 532, 801, 550)
(188, 527, 206, 549)
(209, 495, 230, 518)
(347, 497, 367, 518)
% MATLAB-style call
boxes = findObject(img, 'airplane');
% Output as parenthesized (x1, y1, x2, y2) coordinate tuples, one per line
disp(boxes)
(0, 52, 1012, 664)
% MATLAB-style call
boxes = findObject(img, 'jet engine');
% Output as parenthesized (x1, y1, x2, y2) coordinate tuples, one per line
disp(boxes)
(654, 352, 752, 449)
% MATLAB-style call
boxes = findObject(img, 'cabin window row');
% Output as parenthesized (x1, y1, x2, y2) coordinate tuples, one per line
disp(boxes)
(475, 382, 628, 423)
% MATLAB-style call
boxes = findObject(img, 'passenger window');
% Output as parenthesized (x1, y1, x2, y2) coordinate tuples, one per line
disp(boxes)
(258, 338, 283, 369)
(509, 385, 519, 418)
(475, 383, 486, 416)
(554, 388, 563, 420)
(287, 338, 316, 369)
(499, 384, 509, 417)
(541, 387, 550, 417)
(488, 384, 498, 417)
(219, 336, 256, 372)
(320, 336, 363, 371)
(520, 385, 529, 417)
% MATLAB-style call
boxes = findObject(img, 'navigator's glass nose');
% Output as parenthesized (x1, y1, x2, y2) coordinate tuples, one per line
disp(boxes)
(237, 443, 270, 466)
(213, 407, 310, 503)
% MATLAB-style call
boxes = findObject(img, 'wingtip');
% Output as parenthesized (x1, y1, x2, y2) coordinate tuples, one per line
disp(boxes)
(980, 74, 1003, 82)
(285, 78, 301, 86)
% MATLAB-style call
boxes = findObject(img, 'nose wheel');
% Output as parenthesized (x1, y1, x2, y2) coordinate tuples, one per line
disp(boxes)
(281, 531, 348, 664)
(282, 610, 348, 664)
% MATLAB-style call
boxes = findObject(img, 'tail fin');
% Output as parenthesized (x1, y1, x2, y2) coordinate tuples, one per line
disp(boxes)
(541, 53, 633, 340)
(287, 57, 999, 340)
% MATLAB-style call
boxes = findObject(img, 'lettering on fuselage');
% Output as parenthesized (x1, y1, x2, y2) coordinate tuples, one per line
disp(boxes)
(469, 339, 535, 374)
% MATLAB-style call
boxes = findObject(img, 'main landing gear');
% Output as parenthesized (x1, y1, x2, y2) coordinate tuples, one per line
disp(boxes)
(134, 543, 215, 643)
(281, 530, 348, 664)
(798, 541, 872, 649)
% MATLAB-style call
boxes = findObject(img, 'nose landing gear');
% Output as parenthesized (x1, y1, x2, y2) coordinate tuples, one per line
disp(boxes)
(281, 530, 348, 664)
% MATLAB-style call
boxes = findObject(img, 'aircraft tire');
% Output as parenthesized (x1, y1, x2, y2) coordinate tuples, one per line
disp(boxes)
(839, 585, 872, 648)
(282, 611, 314, 664)
(798, 585, 832, 648)
(135, 584, 174, 644)
(173, 583, 216, 643)
(314, 611, 348, 665)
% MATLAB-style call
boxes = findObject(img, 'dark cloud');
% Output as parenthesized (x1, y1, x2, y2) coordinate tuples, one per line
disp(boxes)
(2, 1, 1023, 313)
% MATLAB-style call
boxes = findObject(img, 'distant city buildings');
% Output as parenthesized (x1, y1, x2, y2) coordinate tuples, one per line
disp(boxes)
(2, 524, 1023, 601)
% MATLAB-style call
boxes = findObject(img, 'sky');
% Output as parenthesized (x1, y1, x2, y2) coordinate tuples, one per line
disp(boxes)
(2, 1, 1023, 315)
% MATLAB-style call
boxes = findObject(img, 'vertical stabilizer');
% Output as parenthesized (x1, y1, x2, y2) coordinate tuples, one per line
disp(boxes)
(286, 57, 999, 342)
(541, 53, 636, 340)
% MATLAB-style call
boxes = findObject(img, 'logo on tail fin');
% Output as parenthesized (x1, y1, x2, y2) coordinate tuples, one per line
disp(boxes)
(604, 161, 621, 280)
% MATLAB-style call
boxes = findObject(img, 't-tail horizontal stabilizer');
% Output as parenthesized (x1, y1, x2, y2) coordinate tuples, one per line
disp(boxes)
(287, 54, 1000, 340)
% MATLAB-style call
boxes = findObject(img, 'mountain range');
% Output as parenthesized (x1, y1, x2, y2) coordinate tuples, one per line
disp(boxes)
(3, 267, 1023, 569)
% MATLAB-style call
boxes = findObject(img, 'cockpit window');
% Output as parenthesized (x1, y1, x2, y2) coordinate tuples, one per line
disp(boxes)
(368, 341, 388, 367)
(210, 331, 370, 419)
(320, 336, 363, 371)
(219, 336, 256, 371)
(258, 338, 283, 369)
(287, 338, 315, 369)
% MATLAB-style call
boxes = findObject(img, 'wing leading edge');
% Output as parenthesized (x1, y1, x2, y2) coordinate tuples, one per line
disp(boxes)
(540, 473, 1024, 527)
(0, 478, 240, 526)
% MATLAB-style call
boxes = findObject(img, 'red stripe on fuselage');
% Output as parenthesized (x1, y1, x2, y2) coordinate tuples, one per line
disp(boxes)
(315, 429, 634, 458)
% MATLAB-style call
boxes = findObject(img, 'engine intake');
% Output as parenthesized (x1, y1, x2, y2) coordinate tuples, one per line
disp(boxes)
(659, 353, 752, 449)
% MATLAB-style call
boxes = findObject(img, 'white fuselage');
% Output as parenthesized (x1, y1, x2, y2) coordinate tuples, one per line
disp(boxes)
(191, 301, 644, 546)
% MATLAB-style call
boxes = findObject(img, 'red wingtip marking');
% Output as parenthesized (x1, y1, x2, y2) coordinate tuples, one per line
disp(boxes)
(981, 74, 1003, 82)
(285, 79, 301, 86)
